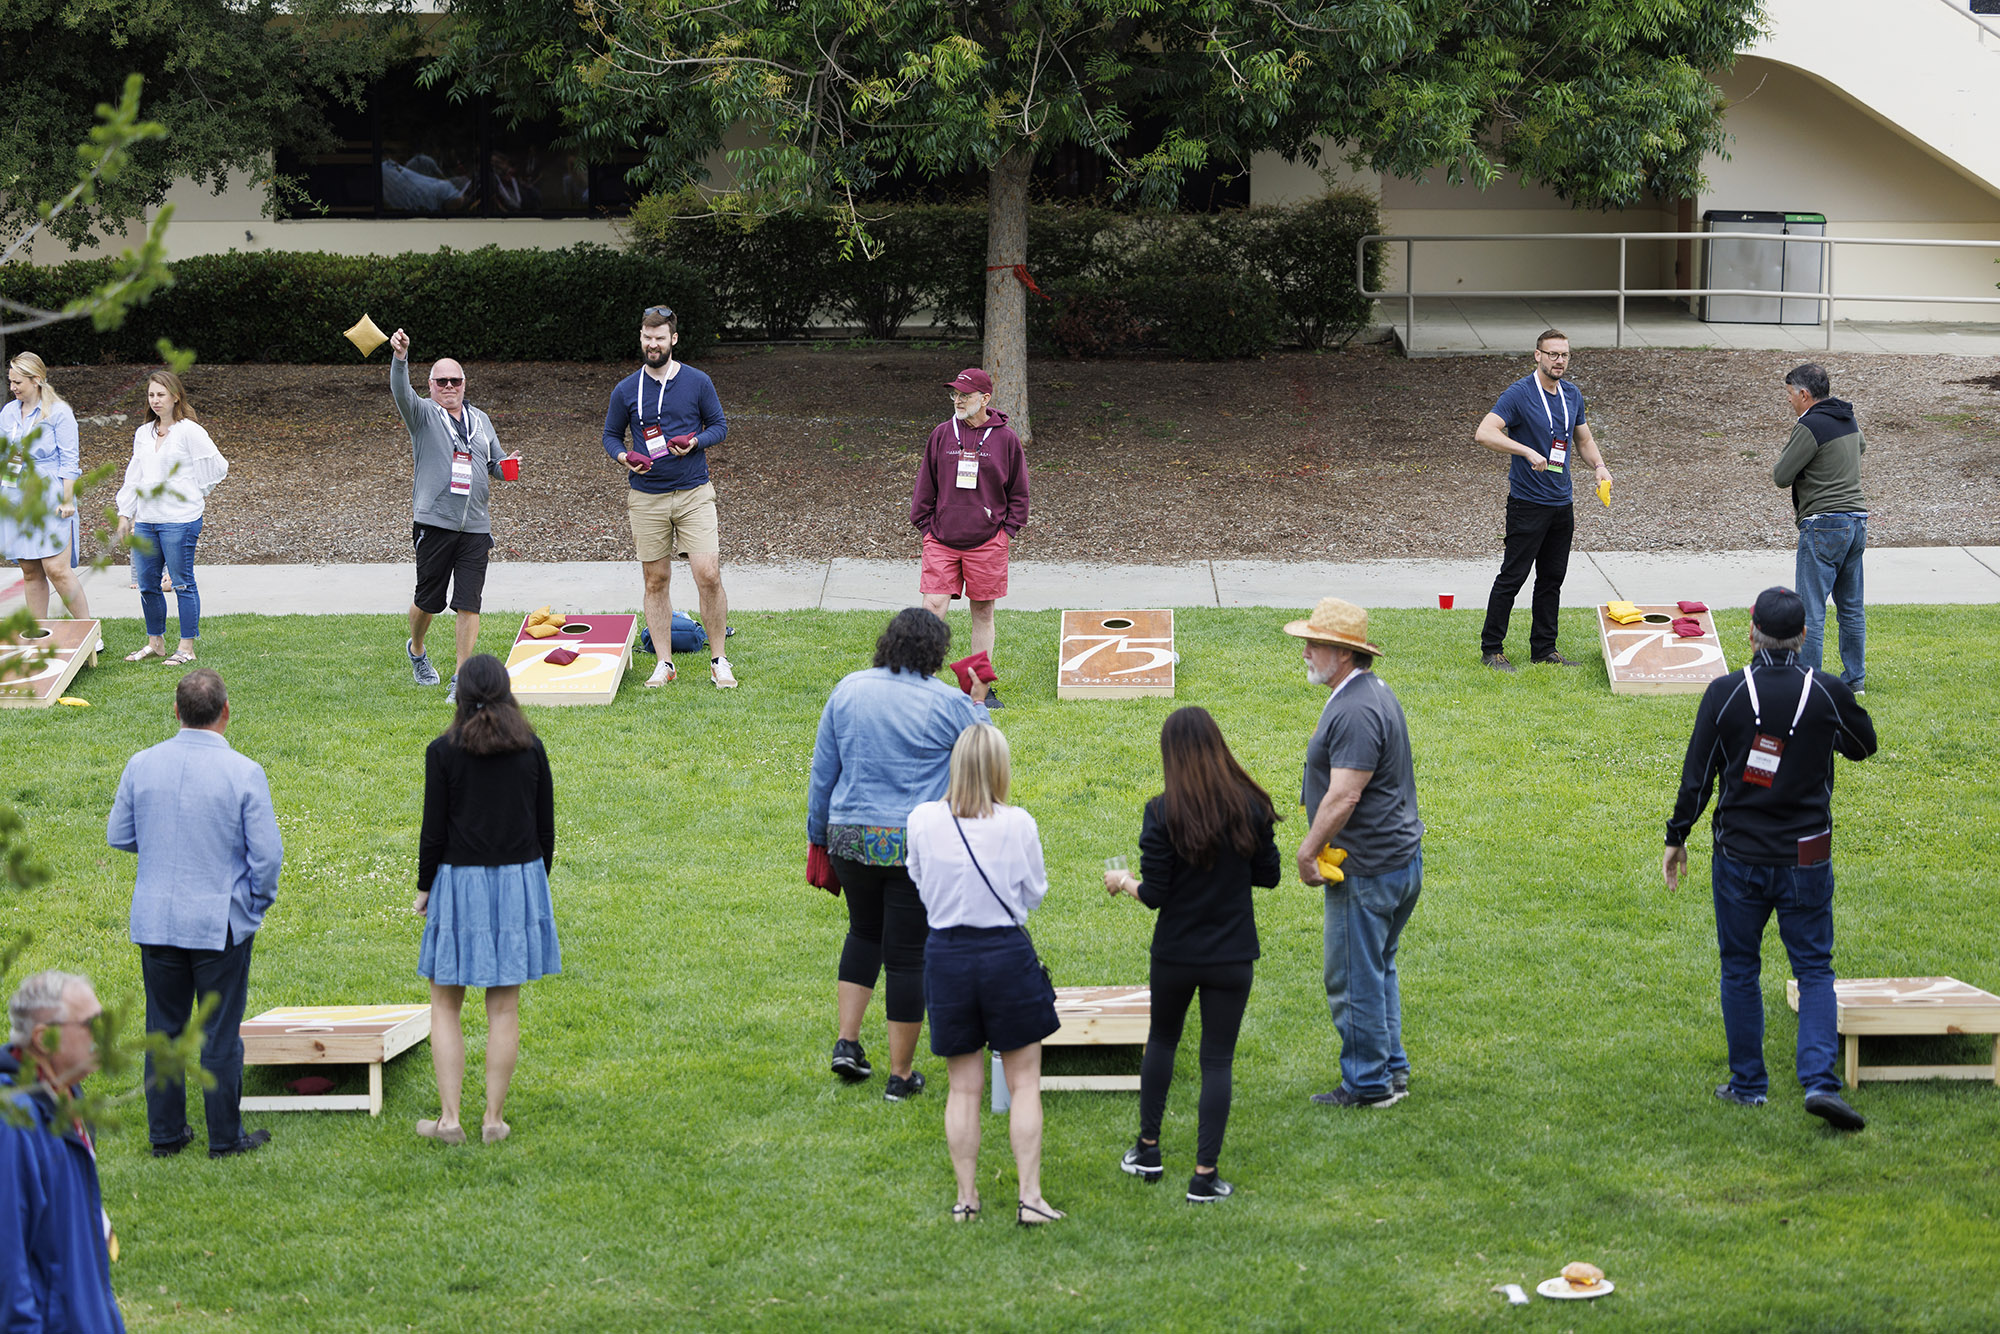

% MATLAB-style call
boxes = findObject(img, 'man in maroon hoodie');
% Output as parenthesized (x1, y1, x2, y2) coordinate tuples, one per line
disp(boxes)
(912, 368, 1030, 707)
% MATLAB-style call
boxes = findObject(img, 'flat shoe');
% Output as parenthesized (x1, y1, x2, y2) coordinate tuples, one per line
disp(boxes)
(1016, 1200, 1065, 1227)
(163, 650, 197, 667)
(482, 1122, 510, 1144)
(125, 645, 165, 662)
(415, 1118, 466, 1145)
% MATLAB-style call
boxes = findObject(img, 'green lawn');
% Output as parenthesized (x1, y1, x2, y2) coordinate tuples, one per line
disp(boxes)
(6, 605, 1999, 1332)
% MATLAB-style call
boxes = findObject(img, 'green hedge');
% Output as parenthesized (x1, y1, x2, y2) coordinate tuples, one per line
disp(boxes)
(0, 245, 718, 366)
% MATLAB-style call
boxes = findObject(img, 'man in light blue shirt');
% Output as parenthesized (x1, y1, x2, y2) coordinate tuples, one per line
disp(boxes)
(107, 669, 283, 1159)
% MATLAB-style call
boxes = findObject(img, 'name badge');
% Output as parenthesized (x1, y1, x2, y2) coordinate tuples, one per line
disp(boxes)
(1548, 435, 1568, 472)
(450, 449, 474, 496)
(955, 454, 979, 489)
(641, 423, 671, 460)
(1743, 733, 1784, 788)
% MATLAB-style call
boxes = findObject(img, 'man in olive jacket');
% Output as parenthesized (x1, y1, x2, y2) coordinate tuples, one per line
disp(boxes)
(1774, 364, 1868, 691)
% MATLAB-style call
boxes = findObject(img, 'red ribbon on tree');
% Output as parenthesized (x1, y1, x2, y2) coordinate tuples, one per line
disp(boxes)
(987, 264, 1051, 301)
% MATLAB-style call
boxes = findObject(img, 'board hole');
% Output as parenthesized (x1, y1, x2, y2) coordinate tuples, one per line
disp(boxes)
(19, 628, 52, 640)
(1641, 613, 1674, 624)
(1100, 617, 1134, 629)
(560, 623, 591, 634)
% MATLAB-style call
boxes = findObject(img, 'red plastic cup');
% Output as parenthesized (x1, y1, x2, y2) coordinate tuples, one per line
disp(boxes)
(500, 456, 520, 481)
(1438, 594, 1455, 610)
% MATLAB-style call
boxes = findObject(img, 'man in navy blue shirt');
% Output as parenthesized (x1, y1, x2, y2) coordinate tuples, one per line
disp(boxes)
(1472, 330, 1613, 671)
(601, 305, 736, 689)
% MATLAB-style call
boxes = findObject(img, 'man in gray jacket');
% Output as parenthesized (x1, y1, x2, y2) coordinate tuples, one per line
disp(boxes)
(1775, 364, 1868, 692)
(390, 327, 518, 702)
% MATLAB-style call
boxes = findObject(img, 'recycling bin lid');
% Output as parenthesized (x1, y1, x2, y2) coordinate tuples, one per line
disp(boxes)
(1703, 209, 1786, 223)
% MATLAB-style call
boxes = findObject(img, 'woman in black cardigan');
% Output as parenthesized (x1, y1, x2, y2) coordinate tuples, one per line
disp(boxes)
(1104, 706, 1279, 1201)
(413, 653, 560, 1145)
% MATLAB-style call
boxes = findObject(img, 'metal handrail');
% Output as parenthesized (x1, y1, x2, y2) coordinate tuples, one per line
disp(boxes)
(1357, 229, 2000, 352)
(1934, 0, 2000, 43)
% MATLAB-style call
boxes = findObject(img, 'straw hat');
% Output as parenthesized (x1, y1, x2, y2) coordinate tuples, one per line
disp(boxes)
(1282, 597, 1384, 656)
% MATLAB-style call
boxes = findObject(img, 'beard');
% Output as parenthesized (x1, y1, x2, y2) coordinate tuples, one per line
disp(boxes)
(643, 347, 671, 368)
(953, 406, 973, 421)
(1305, 661, 1331, 685)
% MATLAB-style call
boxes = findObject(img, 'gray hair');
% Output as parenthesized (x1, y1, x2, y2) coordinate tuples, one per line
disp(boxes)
(1750, 626, 1806, 654)
(8, 970, 89, 1048)
(1784, 363, 1830, 400)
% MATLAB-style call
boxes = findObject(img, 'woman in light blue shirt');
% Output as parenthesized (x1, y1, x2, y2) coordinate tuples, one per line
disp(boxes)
(1, 353, 96, 636)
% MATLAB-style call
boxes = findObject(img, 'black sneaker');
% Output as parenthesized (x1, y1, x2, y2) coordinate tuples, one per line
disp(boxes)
(831, 1038, 872, 1082)
(981, 686, 1005, 710)
(1804, 1091, 1866, 1131)
(209, 1129, 272, 1159)
(1310, 1085, 1406, 1108)
(150, 1128, 195, 1158)
(1715, 1082, 1767, 1107)
(1391, 1070, 1410, 1095)
(884, 1071, 926, 1102)
(1120, 1138, 1163, 1182)
(1481, 653, 1516, 673)
(1531, 651, 1582, 667)
(1186, 1172, 1234, 1203)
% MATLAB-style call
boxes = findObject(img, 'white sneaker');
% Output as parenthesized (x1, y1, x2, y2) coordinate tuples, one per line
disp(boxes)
(710, 657, 738, 689)
(645, 659, 676, 688)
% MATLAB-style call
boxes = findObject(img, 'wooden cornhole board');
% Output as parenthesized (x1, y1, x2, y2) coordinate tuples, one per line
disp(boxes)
(1785, 976, 2000, 1088)
(505, 613, 637, 705)
(1597, 604, 1728, 696)
(240, 1004, 431, 1115)
(1058, 610, 1175, 700)
(993, 985, 1151, 1109)
(0, 619, 99, 707)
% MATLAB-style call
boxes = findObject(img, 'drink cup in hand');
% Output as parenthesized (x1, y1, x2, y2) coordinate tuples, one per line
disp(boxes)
(500, 455, 520, 481)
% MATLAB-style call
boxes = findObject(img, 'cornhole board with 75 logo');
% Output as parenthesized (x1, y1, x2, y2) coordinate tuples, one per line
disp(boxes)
(1597, 604, 1728, 696)
(1057, 609, 1175, 700)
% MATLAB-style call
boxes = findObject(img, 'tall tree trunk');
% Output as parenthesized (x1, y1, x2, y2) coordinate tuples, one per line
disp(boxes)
(983, 147, 1034, 445)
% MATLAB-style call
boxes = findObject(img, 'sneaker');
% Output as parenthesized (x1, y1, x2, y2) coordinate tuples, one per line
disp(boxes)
(1804, 1091, 1866, 1131)
(1481, 652, 1516, 673)
(980, 686, 1004, 710)
(831, 1038, 872, 1083)
(884, 1071, 926, 1102)
(1310, 1085, 1406, 1108)
(710, 657, 738, 689)
(443, 674, 458, 705)
(645, 659, 676, 688)
(1391, 1070, 1410, 1095)
(150, 1128, 196, 1158)
(1186, 1172, 1234, 1202)
(1715, 1082, 1768, 1107)
(1531, 651, 1582, 667)
(1120, 1138, 1163, 1182)
(407, 638, 441, 686)
(209, 1128, 272, 1159)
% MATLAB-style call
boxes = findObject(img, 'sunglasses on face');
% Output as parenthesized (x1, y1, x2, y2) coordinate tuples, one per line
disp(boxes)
(430, 377, 464, 387)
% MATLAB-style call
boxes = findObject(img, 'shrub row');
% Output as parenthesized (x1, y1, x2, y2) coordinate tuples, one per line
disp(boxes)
(1, 245, 717, 366)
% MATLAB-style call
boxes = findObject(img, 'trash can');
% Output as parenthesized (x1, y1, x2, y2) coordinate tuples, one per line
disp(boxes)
(1702, 210, 1827, 326)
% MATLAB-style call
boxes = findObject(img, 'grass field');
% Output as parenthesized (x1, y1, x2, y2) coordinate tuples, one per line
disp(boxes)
(6, 604, 1999, 1332)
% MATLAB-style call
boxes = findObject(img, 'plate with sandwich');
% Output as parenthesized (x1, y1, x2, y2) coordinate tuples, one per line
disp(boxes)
(1537, 1262, 1613, 1300)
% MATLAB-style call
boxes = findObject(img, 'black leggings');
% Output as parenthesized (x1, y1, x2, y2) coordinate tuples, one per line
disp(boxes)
(1139, 960, 1254, 1170)
(833, 858, 929, 1024)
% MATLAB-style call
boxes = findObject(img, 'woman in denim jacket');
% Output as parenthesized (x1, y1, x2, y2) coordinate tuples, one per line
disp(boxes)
(1, 353, 96, 637)
(807, 608, 988, 1101)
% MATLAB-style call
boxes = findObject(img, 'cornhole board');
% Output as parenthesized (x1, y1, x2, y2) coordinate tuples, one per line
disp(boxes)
(992, 985, 1151, 1109)
(505, 613, 637, 706)
(0, 619, 99, 708)
(1058, 610, 1176, 700)
(1786, 976, 2000, 1088)
(1597, 604, 1728, 696)
(240, 1004, 431, 1115)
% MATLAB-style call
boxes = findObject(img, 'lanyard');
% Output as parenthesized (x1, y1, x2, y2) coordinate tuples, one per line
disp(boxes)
(435, 402, 474, 451)
(1536, 379, 1571, 441)
(639, 368, 675, 427)
(1743, 662, 1813, 737)
(951, 419, 994, 454)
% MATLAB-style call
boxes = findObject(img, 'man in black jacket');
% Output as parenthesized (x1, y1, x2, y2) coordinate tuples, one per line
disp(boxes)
(1664, 586, 1877, 1130)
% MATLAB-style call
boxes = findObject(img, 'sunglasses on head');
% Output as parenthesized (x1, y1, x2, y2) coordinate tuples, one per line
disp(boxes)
(644, 306, 675, 321)
(430, 376, 464, 387)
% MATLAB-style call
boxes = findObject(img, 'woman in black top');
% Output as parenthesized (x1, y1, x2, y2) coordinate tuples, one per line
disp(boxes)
(413, 654, 560, 1145)
(1104, 706, 1279, 1201)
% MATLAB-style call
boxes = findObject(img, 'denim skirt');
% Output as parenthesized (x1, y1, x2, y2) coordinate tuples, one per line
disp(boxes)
(925, 925, 1059, 1057)
(419, 860, 562, 988)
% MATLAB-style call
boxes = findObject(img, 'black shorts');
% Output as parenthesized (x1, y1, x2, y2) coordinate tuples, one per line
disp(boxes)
(412, 523, 493, 614)
(925, 926, 1060, 1057)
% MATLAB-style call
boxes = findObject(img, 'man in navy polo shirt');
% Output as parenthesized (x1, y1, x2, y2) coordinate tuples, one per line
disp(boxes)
(1472, 329, 1613, 671)
(602, 305, 736, 689)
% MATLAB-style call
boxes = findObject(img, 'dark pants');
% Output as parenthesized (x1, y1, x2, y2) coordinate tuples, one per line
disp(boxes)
(1140, 960, 1254, 1170)
(833, 858, 929, 1024)
(1712, 851, 1840, 1098)
(1481, 497, 1574, 658)
(140, 932, 256, 1151)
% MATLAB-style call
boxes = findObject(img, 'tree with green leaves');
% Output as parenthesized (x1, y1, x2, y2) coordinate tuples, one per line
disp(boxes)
(430, 0, 1762, 440)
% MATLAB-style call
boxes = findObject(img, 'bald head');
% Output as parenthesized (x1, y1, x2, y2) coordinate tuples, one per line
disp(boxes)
(427, 359, 466, 414)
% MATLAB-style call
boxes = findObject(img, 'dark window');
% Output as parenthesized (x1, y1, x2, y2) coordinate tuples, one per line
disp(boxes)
(276, 65, 644, 219)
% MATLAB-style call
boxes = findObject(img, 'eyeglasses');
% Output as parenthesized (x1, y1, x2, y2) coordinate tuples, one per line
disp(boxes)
(644, 306, 675, 321)
(430, 377, 464, 387)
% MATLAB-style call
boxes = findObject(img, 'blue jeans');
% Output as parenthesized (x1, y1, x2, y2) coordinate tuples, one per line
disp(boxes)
(133, 516, 203, 640)
(1794, 513, 1865, 689)
(1712, 852, 1840, 1098)
(140, 931, 256, 1151)
(1323, 851, 1422, 1097)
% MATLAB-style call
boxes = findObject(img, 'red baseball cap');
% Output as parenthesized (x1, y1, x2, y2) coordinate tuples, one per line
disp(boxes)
(945, 368, 994, 395)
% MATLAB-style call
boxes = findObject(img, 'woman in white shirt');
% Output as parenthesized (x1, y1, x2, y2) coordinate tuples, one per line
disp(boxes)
(115, 371, 228, 666)
(906, 723, 1063, 1226)
(1, 353, 96, 634)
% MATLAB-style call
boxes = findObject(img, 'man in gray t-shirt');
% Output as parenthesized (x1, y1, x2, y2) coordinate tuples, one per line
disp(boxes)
(1284, 597, 1425, 1109)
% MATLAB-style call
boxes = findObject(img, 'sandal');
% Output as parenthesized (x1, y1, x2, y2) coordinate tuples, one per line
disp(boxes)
(415, 1119, 466, 1145)
(125, 645, 165, 662)
(163, 650, 197, 667)
(950, 1203, 980, 1222)
(1016, 1200, 1065, 1227)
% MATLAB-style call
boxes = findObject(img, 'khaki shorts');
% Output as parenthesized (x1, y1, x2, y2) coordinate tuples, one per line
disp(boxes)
(627, 483, 720, 562)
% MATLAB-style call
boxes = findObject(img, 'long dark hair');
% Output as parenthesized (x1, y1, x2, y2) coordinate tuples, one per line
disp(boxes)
(444, 654, 538, 755)
(1157, 707, 1277, 867)
(873, 607, 951, 676)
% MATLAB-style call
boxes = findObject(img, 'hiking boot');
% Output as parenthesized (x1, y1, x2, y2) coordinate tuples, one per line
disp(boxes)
(1186, 1172, 1234, 1202)
(1310, 1085, 1406, 1108)
(1805, 1091, 1866, 1131)
(1482, 653, 1516, 673)
(884, 1071, 926, 1102)
(1120, 1138, 1163, 1183)
(831, 1038, 872, 1083)
(1715, 1082, 1767, 1107)
(408, 638, 440, 686)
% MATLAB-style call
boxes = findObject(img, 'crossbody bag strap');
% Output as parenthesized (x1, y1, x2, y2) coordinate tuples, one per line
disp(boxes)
(952, 812, 1023, 929)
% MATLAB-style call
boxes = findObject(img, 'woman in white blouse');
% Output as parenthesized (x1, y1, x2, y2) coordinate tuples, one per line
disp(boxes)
(906, 723, 1064, 1226)
(1, 353, 96, 635)
(115, 371, 228, 665)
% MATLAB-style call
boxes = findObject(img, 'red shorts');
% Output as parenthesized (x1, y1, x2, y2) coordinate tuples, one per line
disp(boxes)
(920, 530, 1010, 601)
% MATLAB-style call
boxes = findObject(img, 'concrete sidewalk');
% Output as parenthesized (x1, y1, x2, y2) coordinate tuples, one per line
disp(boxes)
(10, 548, 1999, 620)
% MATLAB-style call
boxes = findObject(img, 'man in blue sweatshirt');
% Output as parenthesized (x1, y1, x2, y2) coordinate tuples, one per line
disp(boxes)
(1774, 364, 1869, 692)
(601, 306, 735, 689)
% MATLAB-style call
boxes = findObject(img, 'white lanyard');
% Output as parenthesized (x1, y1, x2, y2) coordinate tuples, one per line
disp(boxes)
(435, 402, 475, 451)
(1536, 379, 1571, 441)
(951, 419, 994, 453)
(1743, 662, 1813, 737)
(639, 367, 674, 426)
